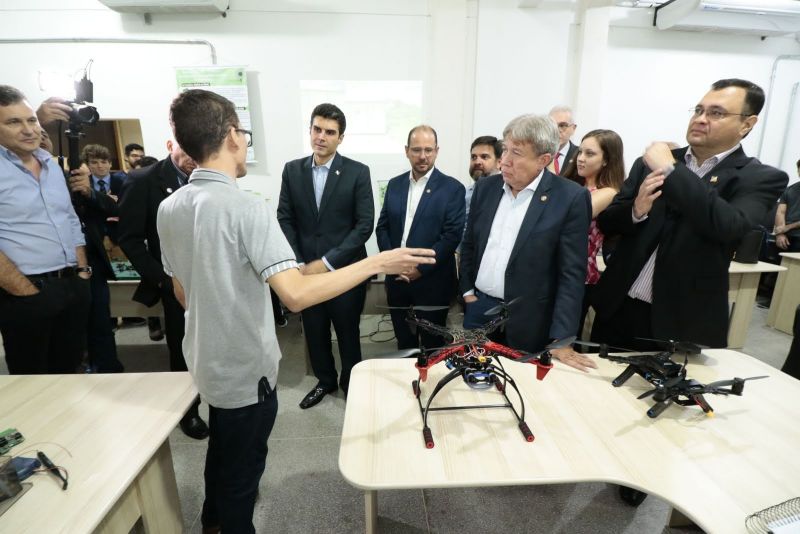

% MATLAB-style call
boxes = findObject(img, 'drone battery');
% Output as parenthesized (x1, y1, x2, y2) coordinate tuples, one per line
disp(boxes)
(8, 457, 40, 481)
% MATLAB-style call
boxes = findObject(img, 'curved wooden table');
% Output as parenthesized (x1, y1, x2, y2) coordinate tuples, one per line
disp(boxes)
(339, 350, 800, 533)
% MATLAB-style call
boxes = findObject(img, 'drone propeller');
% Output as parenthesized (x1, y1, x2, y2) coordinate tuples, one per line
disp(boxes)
(573, 340, 638, 353)
(516, 336, 577, 363)
(704, 375, 768, 391)
(484, 296, 523, 316)
(634, 337, 707, 354)
(378, 305, 451, 312)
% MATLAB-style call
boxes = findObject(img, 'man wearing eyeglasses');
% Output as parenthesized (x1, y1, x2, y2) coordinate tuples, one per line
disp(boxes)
(117, 137, 209, 440)
(376, 125, 465, 349)
(548, 105, 578, 176)
(157, 89, 434, 534)
(591, 78, 788, 353)
(277, 103, 374, 409)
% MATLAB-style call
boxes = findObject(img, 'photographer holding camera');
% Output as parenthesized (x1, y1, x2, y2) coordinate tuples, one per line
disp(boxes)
(0, 85, 91, 374)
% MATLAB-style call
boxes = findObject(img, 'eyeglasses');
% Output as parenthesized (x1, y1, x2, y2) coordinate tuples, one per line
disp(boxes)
(690, 106, 749, 121)
(235, 128, 253, 148)
(408, 147, 436, 156)
(556, 122, 574, 130)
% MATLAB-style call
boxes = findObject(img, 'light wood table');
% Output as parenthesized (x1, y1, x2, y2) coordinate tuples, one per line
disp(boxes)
(109, 280, 164, 318)
(592, 258, 785, 349)
(767, 252, 800, 335)
(727, 261, 786, 347)
(339, 350, 800, 533)
(0, 372, 196, 533)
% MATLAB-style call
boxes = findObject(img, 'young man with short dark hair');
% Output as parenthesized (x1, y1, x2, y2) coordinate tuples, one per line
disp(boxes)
(157, 89, 434, 533)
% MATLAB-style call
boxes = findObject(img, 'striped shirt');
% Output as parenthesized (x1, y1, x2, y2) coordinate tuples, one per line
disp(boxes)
(627, 144, 740, 303)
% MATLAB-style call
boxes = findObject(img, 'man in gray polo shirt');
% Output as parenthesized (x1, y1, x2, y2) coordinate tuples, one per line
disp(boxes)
(157, 89, 435, 534)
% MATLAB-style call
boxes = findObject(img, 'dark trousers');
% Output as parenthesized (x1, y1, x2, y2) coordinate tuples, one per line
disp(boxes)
(0, 275, 90, 374)
(386, 279, 449, 350)
(88, 274, 122, 372)
(462, 290, 506, 344)
(161, 287, 188, 373)
(590, 297, 661, 352)
(301, 283, 366, 392)
(201, 378, 278, 534)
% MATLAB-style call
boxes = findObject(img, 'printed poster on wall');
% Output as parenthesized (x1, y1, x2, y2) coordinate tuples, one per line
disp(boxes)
(175, 66, 256, 163)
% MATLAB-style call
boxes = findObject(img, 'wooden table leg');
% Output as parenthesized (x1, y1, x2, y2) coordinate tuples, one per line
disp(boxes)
(727, 272, 759, 349)
(137, 439, 183, 533)
(365, 490, 378, 534)
(94, 439, 182, 534)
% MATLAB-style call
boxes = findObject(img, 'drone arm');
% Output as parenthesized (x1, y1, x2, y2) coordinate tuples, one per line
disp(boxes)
(415, 346, 463, 382)
(483, 341, 523, 360)
(484, 341, 553, 380)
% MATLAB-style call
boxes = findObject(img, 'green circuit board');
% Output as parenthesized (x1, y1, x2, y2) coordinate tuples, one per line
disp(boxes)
(0, 428, 24, 455)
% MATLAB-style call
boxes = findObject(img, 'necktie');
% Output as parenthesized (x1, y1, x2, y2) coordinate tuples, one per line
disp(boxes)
(98, 180, 107, 194)
(553, 154, 561, 175)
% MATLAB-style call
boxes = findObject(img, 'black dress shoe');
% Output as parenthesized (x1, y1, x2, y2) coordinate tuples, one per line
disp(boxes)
(299, 385, 337, 409)
(180, 414, 209, 440)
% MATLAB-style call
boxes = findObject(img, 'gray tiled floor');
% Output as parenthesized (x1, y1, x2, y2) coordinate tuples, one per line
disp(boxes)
(1, 304, 793, 533)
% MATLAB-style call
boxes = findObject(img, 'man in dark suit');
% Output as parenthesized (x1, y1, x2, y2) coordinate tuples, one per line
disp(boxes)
(117, 139, 209, 439)
(591, 78, 789, 351)
(548, 105, 578, 176)
(278, 103, 374, 408)
(460, 114, 596, 372)
(376, 125, 465, 349)
(72, 144, 125, 373)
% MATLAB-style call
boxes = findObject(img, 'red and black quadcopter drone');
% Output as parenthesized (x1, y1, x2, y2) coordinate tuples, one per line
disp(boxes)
(576, 338, 768, 418)
(380, 301, 572, 449)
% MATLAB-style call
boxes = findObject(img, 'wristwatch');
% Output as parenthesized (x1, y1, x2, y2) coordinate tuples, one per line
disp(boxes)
(76, 266, 93, 275)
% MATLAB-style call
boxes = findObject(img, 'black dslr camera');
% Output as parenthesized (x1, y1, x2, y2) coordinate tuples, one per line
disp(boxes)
(64, 74, 99, 172)
(65, 101, 99, 127)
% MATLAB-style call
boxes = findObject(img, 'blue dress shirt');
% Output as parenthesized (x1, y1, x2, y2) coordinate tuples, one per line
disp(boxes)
(0, 146, 85, 274)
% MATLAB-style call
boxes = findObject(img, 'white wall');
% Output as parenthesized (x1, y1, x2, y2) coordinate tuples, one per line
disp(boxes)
(0, 0, 441, 205)
(473, 2, 800, 183)
(2, 0, 800, 206)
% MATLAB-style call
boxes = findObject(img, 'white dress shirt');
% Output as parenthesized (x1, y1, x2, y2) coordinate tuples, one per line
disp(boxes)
(473, 172, 543, 299)
(400, 168, 434, 247)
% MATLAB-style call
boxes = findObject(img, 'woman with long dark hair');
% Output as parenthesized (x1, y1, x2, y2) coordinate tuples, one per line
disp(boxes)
(563, 129, 625, 338)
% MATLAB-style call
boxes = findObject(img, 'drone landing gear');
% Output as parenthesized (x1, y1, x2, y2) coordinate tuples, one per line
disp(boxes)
(411, 365, 534, 449)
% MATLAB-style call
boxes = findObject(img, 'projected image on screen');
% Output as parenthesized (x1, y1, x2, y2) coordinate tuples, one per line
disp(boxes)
(300, 80, 423, 154)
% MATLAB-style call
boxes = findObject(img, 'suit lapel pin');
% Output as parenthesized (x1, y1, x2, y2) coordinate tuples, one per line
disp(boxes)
(710, 175, 718, 183)
(540, 195, 548, 202)
(335, 170, 340, 176)
(166, 187, 173, 194)
(426, 189, 431, 193)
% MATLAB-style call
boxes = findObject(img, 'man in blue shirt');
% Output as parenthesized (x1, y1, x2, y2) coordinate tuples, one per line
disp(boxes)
(0, 85, 92, 374)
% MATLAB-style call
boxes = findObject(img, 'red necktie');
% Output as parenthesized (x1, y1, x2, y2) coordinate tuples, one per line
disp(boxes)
(553, 153, 561, 174)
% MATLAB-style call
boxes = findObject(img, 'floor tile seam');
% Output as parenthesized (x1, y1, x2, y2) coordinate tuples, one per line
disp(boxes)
(421, 488, 433, 534)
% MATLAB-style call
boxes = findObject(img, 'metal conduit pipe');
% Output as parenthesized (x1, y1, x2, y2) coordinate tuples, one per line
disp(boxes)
(758, 54, 800, 159)
(0, 38, 217, 65)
